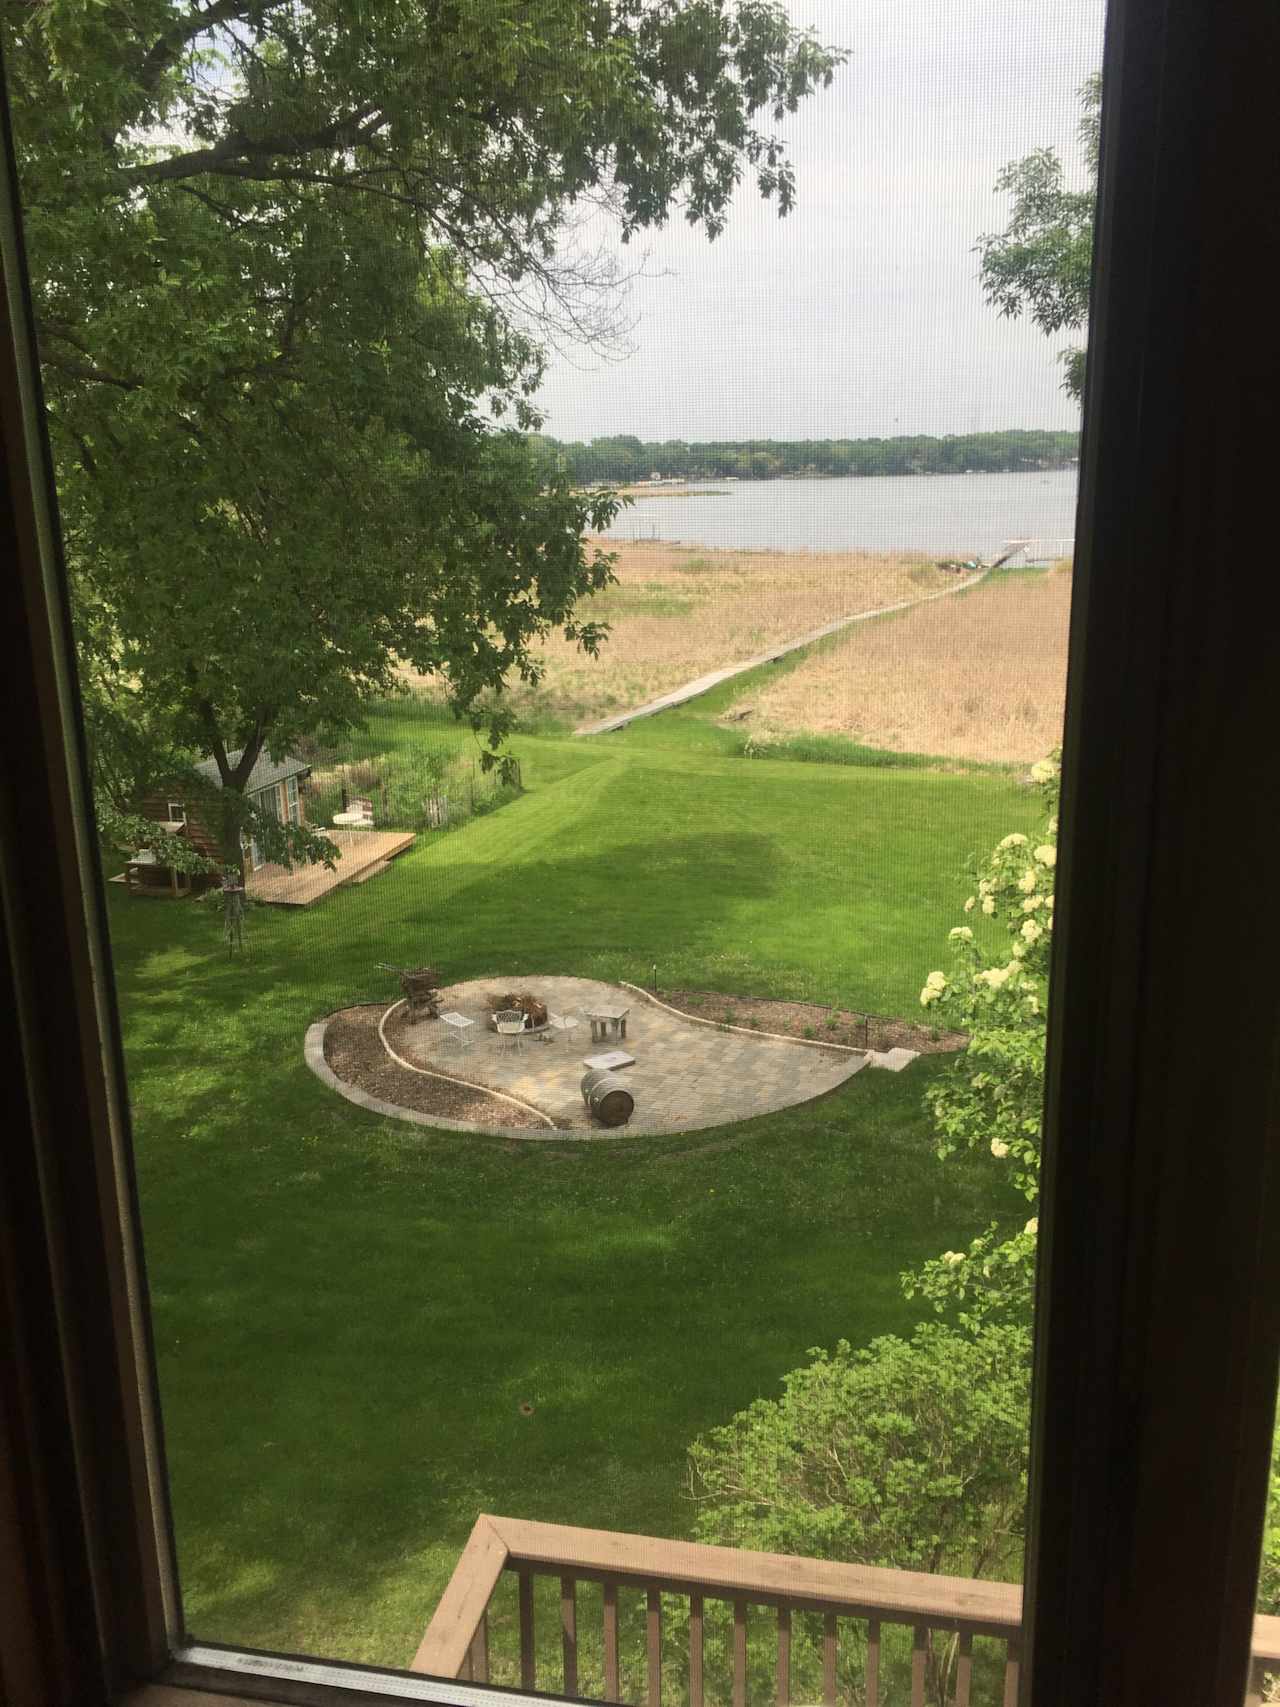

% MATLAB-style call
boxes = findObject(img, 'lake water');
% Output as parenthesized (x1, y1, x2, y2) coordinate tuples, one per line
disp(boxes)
(605, 468, 1079, 559)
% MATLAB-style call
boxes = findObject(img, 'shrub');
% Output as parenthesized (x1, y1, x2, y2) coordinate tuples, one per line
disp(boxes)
(688, 1323, 1029, 1576)
(907, 753, 1060, 1325)
(687, 1324, 1031, 1706)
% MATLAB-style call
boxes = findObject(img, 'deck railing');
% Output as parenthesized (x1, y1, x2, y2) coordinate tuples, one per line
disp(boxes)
(413, 1515, 1280, 1707)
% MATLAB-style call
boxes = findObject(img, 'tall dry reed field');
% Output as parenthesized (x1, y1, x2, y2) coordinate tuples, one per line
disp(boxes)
(750, 566, 1072, 762)
(402, 540, 947, 726)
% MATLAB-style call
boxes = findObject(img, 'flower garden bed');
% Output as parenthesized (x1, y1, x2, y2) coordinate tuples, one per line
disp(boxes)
(322, 1005, 550, 1129)
(655, 990, 967, 1055)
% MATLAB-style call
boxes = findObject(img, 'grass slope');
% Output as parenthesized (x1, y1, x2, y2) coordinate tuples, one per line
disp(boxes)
(111, 714, 1036, 1668)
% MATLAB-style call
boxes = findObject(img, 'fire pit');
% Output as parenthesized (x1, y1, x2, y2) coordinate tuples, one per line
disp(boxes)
(485, 991, 550, 1032)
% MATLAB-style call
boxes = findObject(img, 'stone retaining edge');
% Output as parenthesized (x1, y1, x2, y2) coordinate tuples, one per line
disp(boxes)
(376, 998, 558, 1128)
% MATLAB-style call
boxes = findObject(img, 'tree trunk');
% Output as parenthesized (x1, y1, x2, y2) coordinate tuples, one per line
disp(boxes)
(218, 789, 247, 881)
(195, 702, 271, 884)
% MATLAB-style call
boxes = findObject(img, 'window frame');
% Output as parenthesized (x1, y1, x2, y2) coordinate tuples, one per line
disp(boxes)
(166, 802, 186, 826)
(2, 3, 1279, 1706)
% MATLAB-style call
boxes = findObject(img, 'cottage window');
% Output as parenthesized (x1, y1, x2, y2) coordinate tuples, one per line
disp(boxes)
(2, 5, 1278, 1707)
(286, 774, 301, 825)
(166, 801, 186, 824)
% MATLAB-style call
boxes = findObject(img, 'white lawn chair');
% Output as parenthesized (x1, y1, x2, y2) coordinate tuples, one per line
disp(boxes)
(494, 1008, 526, 1054)
(547, 1011, 580, 1045)
(440, 1012, 476, 1052)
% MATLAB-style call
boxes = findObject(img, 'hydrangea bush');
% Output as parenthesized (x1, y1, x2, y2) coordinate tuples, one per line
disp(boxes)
(904, 754, 1060, 1326)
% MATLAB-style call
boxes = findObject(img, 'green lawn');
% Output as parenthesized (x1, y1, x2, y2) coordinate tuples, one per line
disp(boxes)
(112, 707, 1036, 1670)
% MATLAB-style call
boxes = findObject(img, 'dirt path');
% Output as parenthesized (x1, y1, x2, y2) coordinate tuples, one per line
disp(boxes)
(573, 569, 988, 736)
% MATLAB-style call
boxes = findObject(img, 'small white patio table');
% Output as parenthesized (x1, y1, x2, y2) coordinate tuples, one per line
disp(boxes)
(585, 1004, 630, 1044)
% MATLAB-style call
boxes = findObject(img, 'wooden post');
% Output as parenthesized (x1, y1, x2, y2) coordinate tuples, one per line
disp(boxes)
(733, 1600, 748, 1707)
(518, 1568, 535, 1691)
(775, 1605, 790, 1707)
(646, 1588, 662, 1707)
(560, 1576, 577, 1697)
(689, 1594, 704, 1707)
(865, 1619, 880, 1707)
(954, 1630, 972, 1707)
(822, 1613, 837, 1707)
(910, 1625, 927, 1707)
(603, 1580, 620, 1704)
(468, 1616, 489, 1685)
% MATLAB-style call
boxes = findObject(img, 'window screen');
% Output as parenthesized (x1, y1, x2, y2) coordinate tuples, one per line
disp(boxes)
(0, 2, 1174, 1702)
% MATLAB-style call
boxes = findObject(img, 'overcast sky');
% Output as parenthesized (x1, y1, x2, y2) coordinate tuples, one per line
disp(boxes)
(534, 0, 1107, 443)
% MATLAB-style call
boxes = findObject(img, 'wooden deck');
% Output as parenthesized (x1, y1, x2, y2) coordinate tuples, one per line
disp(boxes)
(247, 828, 415, 907)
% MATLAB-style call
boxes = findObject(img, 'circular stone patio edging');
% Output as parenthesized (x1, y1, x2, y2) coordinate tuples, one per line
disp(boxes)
(305, 974, 908, 1142)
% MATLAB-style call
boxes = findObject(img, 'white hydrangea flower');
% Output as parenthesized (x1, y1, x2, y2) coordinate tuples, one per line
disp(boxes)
(919, 986, 938, 1007)
(942, 1250, 966, 1267)
(1030, 758, 1058, 783)
(948, 926, 974, 942)
(1022, 895, 1041, 912)
(1024, 1217, 1039, 1237)
(964, 895, 976, 912)
(926, 970, 947, 989)
(1021, 918, 1043, 943)
(990, 1139, 1010, 1158)
(981, 896, 996, 916)
(1048, 816, 1058, 835)
(1011, 939, 1028, 957)
(1018, 870, 1037, 893)
(1034, 844, 1057, 867)
(998, 833, 1028, 849)
(978, 878, 994, 896)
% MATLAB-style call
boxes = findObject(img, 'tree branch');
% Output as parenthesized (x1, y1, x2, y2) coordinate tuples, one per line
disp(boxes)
(135, 0, 270, 102)
(39, 352, 143, 391)
(128, 104, 384, 183)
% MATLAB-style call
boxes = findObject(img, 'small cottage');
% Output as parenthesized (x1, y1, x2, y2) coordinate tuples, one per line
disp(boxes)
(130, 749, 312, 891)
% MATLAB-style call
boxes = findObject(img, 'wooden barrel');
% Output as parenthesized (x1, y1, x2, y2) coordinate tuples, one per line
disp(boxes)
(581, 1069, 635, 1127)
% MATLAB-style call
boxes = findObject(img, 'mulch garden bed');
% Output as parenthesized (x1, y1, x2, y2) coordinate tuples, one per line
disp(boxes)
(323, 1005, 550, 1129)
(654, 990, 967, 1055)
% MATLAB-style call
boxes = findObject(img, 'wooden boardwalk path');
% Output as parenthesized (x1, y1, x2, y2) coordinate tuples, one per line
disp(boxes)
(573, 568, 988, 737)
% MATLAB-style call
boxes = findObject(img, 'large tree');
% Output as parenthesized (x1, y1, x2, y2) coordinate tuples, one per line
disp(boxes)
(3, 0, 842, 863)
(977, 75, 1099, 401)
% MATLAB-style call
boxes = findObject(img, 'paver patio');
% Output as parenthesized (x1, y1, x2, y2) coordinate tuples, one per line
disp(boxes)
(389, 975, 868, 1133)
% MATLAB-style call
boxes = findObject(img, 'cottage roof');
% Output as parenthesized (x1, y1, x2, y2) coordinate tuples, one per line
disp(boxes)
(192, 750, 311, 793)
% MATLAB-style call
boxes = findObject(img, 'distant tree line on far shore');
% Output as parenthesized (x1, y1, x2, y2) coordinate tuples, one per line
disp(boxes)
(530, 429, 1080, 487)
